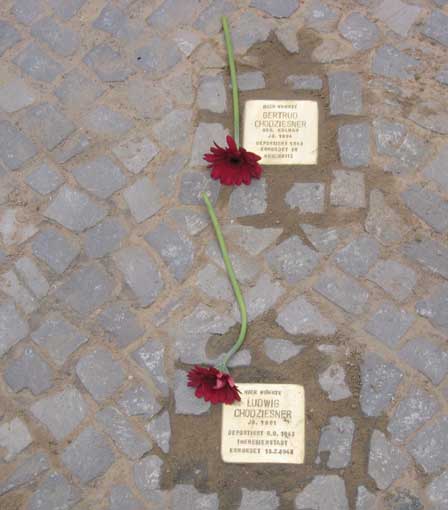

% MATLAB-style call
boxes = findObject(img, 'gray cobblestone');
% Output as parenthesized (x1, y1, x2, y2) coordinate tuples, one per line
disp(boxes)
(119, 384, 161, 419)
(31, 16, 79, 56)
(264, 338, 304, 364)
(109, 485, 143, 510)
(317, 416, 354, 468)
(4, 346, 52, 395)
(375, 0, 421, 37)
(147, 411, 170, 454)
(367, 260, 416, 302)
(55, 70, 103, 109)
(360, 353, 403, 416)
(147, 0, 200, 29)
(12, 0, 43, 25)
(73, 156, 126, 199)
(319, 364, 352, 401)
(0, 301, 29, 357)
(239, 488, 279, 509)
(85, 106, 133, 138)
(329, 72, 363, 115)
(197, 264, 233, 302)
(175, 369, 210, 415)
(155, 155, 186, 197)
(28, 472, 81, 510)
(409, 99, 448, 134)
(98, 302, 143, 348)
(416, 283, 448, 334)
(334, 236, 380, 277)
(426, 471, 448, 510)
(223, 225, 282, 256)
(338, 123, 370, 168)
(0, 452, 49, 496)
(407, 416, 448, 473)
(399, 337, 448, 384)
(26, 163, 63, 195)
(0, 417, 32, 461)
(191, 122, 228, 166)
(301, 224, 350, 255)
(132, 340, 169, 396)
(113, 135, 159, 174)
(305, 1, 339, 33)
(286, 75, 323, 90)
(229, 178, 267, 217)
(237, 71, 266, 91)
(32, 312, 87, 365)
(0, 21, 21, 56)
(0, 77, 35, 113)
(52, 132, 90, 163)
(423, 10, 448, 47)
(169, 207, 208, 236)
(76, 349, 124, 402)
(135, 37, 182, 77)
(134, 455, 163, 501)
(404, 237, 448, 280)
(30, 387, 87, 441)
(365, 190, 407, 245)
(198, 75, 226, 113)
(403, 184, 448, 233)
(1, 269, 38, 313)
(62, 427, 115, 484)
(194, 0, 236, 35)
(436, 65, 448, 85)
(235, 274, 284, 322)
(365, 302, 414, 348)
(339, 12, 379, 50)
(0, 120, 37, 170)
(14, 43, 64, 82)
(48, 0, 86, 20)
(285, 182, 325, 213)
(124, 177, 162, 223)
(153, 109, 193, 149)
(295, 475, 348, 510)
(93, 3, 140, 41)
(356, 486, 377, 510)
(84, 44, 134, 82)
(17, 256, 47, 298)
(33, 228, 79, 274)
(114, 247, 164, 307)
(372, 45, 419, 79)
(85, 218, 128, 259)
(423, 143, 448, 192)
(230, 12, 274, 54)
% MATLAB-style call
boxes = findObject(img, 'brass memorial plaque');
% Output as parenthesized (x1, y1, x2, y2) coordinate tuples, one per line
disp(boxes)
(221, 383, 305, 464)
(243, 100, 318, 165)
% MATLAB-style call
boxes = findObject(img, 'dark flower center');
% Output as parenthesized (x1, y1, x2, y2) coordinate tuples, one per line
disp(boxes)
(229, 156, 241, 164)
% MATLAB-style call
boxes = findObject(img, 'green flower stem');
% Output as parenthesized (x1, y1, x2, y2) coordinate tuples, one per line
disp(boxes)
(222, 16, 240, 146)
(202, 193, 247, 370)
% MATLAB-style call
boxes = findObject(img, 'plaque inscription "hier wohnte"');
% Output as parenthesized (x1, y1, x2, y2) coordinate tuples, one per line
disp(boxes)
(221, 383, 305, 464)
(243, 100, 318, 165)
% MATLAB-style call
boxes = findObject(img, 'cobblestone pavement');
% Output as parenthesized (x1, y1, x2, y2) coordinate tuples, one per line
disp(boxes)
(0, 0, 448, 509)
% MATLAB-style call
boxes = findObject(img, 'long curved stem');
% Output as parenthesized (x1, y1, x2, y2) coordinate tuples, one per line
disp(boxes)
(202, 193, 247, 370)
(222, 16, 240, 146)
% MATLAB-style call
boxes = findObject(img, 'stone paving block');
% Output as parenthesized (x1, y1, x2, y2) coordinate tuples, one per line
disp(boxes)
(45, 185, 108, 232)
(409, 99, 448, 135)
(423, 143, 448, 192)
(56, 263, 114, 316)
(360, 353, 403, 416)
(133, 455, 163, 500)
(285, 182, 325, 213)
(62, 427, 115, 484)
(31, 312, 87, 365)
(301, 224, 350, 255)
(426, 471, 448, 510)
(76, 349, 124, 402)
(153, 109, 193, 149)
(194, 0, 237, 35)
(128, 78, 173, 119)
(276, 295, 336, 336)
(4, 346, 52, 395)
(146, 411, 171, 454)
(331, 170, 366, 208)
(238, 488, 279, 509)
(404, 237, 448, 280)
(0, 452, 50, 496)
(373, 119, 406, 157)
(339, 12, 379, 50)
(84, 44, 134, 82)
(237, 71, 266, 91)
(295, 475, 349, 510)
(172, 484, 219, 510)
(198, 75, 226, 113)
(145, 223, 194, 282)
(123, 177, 162, 223)
(135, 36, 182, 77)
(0, 77, 35, 113)
(169, 207, 209, 236)
(114, 247, 164, 307)
(93, 3, 140, 40)
(267, 236, 320, 284)
(0, 208, 38, 247)
(230, 12, 274, 54)
(84, 106, 133, 137)
(367, 260, 416, 302)
(109, 485, 144, 510)
(1, 269, 38, 313)
(250, 0, 298, 17)
(365, 302, 414, 348)
(416, 283, 448, 333)
(385, 490, 423, 510)
(0, 20, 21, 56)
(72, 156, 126, 199)
(28, 472, 81, 510)
(0, 301, 29, 357)
(0, 417, 32, 461)
(334, 236, 380, 277)
(113, 135, 159, 174)
(286, 75, 323, 90)
(190, 122, 228, 166)
(155, 156, 186, 198)
(314, 269, 369, 314)
(305, 1, 340, 33)
(52, 132, 90, 163)
(13, 0, 43, 25)
(32, 228, 79, 274)
(368, 430, 409, 489)
(319, 364, 352, 401)
(402, 184, 448, 233)
(14, 43, 64, 82)
(223, 225, 282, 256)
(375, 0, 421, 36)
(48, 0, 86, 19)
(399, 337, 448, 384)
(329, 72, 362, 115)
(373, 45, 420, 79)
(407, 416, 448, 473)
(147, 0, 200, 29)
(19, 102, 75, 151)
(31, 16, 79, 56)
(317, 416, 355, 468)
(173, 29, 202, 57)
(387, 387, 439, 442)
(264, 338, 304, 364)
(338, 123, 370, 167)
(356, 486, 377, 510)
(119, 384, 161, 419)
(55, 70, 103, 109)
(30, 387, 87, 441)
(197, 263, 233, 302)
(229, 178, 267, 217)
(132, 340, 169, 396)
(16, 255, 46, 297)
(207, 239, 261, 283)
(365, 190, 407, 245)
(423, 10, 448, 47)
(26, 163, 64, 195)
(85, 218, 128, 259)
(436, 65, 448, 85)
(0, 120, 37, 170)
(98, 302, 143, 348)
(96, 406, 151, 460)
(175, 369, 210, 415)
(275, 23, 301, 53)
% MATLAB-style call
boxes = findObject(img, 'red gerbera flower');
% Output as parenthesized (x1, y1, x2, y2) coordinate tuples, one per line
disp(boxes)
(187, 365, 241, 404)
(203, 135, 262, 186)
